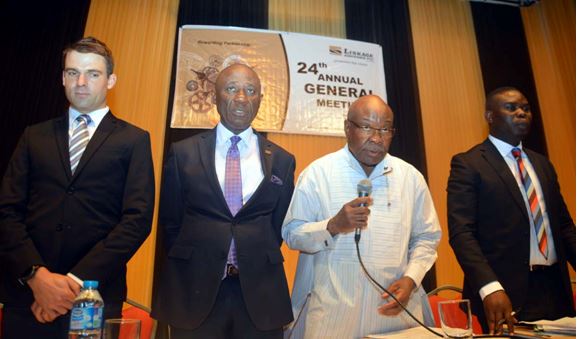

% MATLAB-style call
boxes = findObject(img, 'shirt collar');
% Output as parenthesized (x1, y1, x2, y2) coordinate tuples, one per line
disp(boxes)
(68, 106, 109, 127)
(488, 135, 523, 159)
(343, 145, 390, 179)
(216, 122, 255, 148)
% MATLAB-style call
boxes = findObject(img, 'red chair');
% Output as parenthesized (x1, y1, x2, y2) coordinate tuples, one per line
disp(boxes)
(427, 285, 483, 335)
(122, 299, 156, 339)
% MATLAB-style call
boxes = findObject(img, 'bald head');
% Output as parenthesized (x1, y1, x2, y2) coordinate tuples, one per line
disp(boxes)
(345, 95, 395, 176)
(347, 95, 392, 121)
(215, 64, 261, 91)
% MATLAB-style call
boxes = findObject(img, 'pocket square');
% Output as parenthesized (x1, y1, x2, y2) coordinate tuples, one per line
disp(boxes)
(270, 175, 283, 185)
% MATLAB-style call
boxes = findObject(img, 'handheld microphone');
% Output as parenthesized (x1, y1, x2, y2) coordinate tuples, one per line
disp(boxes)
(355, 179, 372, 242)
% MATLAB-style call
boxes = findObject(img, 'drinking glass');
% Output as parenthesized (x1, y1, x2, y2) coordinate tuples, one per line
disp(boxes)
(103, 318, 141, 339)
(438, 299, 473, 338)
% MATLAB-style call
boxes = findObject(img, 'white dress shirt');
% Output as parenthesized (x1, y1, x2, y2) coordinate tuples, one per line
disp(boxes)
(68, 106, 109, 139)
(214, 123, 264, 205)
(66, 106, 109, 287)
(479, 136, 557, 300)
(282, 146, 441, 339)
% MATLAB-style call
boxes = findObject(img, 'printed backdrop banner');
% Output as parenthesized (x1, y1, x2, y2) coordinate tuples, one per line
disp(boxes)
(171, 26, 386, 136)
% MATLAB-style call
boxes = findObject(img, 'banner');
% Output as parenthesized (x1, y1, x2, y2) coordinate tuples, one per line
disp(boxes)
(171, 26, 386, 136)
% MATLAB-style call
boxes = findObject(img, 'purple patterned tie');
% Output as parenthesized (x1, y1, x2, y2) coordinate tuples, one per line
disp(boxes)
(225, 136, 242, 268)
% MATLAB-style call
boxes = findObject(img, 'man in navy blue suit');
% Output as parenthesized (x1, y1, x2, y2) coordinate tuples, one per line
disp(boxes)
(447, 87, 575, 335)
(152, 64, 295, 339)
(0, 37, 155, 339)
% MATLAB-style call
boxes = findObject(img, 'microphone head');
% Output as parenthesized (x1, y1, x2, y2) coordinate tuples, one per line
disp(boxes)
(357, 179, 372, 196)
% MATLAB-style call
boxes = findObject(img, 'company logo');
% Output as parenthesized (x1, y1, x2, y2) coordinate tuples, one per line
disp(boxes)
(329, 45, 374, 61)
(329, 46, 342, 56)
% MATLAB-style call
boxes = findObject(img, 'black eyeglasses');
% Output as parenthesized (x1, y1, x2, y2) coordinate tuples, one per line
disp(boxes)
(347, 119, 395, 137)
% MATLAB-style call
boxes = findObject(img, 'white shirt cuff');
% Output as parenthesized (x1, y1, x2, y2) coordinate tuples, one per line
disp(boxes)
(67, 273, 84, 288)
(479, 281, 504, 300)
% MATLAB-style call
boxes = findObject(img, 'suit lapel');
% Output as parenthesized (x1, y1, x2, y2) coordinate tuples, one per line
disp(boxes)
(54, 116, 73, 179)
(199, 129, 229, 212)
(72, 112, 117, 179)
(236, 132, 273, 213)
(258, 133, 273, 181)
(480, 139, 529, 219)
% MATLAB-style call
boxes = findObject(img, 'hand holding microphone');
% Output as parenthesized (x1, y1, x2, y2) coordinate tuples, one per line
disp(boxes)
(326, 179, 372, 237)
(355, 179, 372, 241)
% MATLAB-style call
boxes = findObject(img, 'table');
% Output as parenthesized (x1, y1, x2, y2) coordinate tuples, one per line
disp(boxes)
(364, 326, 576, 339)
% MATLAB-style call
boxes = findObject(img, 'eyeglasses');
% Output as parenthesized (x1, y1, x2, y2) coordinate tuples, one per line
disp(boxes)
(347, 119, 395, 137)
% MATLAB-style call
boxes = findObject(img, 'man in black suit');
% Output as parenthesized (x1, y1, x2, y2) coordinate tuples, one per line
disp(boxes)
(152, 63, 295, 338)
(0, 37, 155, 339)
(447, 87, 575, 335)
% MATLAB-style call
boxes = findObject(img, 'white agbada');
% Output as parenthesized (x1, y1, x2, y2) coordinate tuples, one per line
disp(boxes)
(282, 146, 441, 339)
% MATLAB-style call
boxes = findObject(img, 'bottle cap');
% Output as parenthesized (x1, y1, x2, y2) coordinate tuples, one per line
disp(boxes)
(83, 280, 99, 289)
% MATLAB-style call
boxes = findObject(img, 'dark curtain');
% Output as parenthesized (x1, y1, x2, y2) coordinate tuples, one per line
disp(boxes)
(0, 0, 91, 176)
(471, 3, 547, 155)
(152, 2, 268, 337)
(344, 0, 427, 177)
(344, 0, 436, 291)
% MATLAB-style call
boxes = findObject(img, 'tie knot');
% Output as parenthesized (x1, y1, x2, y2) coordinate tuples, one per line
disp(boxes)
(76, 114, 92, 125)
(230, 135, 241, 147)
(511, 147, 522, 159)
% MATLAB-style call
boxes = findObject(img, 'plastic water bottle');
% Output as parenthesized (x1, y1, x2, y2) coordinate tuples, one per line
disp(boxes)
(68, 280, 104, 339)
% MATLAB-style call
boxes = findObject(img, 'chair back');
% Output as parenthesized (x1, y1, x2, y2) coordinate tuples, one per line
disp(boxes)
(122, 299, 156, 339)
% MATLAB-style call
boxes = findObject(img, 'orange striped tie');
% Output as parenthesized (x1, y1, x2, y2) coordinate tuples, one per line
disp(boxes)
(512, 148, 548, 259)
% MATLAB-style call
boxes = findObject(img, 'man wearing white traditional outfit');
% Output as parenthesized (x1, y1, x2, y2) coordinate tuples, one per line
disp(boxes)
(282, 95, 441, 339)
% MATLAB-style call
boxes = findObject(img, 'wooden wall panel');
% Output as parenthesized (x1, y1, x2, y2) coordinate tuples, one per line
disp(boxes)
(522, 0, 576, 282)
(522, 1, 575, 220)
(408, 0, 486, 289)
(84, 0, 179, 307)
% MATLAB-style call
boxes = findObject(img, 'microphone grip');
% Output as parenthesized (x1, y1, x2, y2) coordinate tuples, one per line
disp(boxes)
(355, 192, 369, 242)
(358, 192, 369, 206)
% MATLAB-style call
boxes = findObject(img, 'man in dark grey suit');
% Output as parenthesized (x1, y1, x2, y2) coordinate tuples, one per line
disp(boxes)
(447, 87, 575, 335)
(0, 37, 155, 339)
(152, 63, 295, 338)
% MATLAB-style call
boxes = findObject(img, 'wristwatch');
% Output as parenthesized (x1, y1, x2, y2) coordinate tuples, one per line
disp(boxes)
(18, 265, 43, 286)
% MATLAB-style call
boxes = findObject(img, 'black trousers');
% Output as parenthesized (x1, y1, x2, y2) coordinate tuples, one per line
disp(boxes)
(170, 276, 282, 339)
(478, 263, 572, 333)
(1, 303, 122, 339)
(517, 264, 570, 321)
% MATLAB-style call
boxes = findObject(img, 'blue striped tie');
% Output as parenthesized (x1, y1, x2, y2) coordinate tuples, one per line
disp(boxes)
(512, 148, 548, 259)
(69, 114, 91, 175)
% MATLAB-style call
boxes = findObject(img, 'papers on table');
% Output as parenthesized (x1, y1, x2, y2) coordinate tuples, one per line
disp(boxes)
(519, 317, 576, 336)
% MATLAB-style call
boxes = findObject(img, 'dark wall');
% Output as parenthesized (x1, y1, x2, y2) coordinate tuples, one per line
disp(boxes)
(0, 0, 91, 176)
(471, 2, 547, 154)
